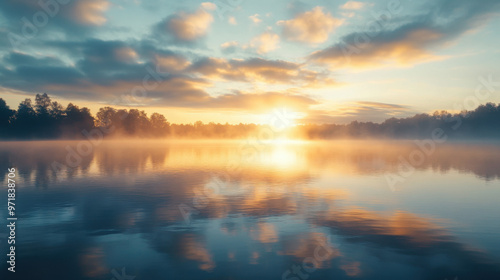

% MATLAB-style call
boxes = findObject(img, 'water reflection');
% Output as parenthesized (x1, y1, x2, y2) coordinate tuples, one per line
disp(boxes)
(1, 140, 500, 185)
(0, 140, 499, 280)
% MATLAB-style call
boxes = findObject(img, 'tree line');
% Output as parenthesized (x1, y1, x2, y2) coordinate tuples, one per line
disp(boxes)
(295, 103, 500, 139)
(0, 93, 262, 139)
(0, 93, 499, 140)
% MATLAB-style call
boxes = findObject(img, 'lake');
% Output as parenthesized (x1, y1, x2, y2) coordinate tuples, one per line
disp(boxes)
(1, 140, 499, 280)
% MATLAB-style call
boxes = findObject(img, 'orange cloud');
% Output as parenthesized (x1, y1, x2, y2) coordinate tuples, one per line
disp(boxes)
(71, 0, 110, 26)
(208, 91, 317, 112)
(114, 47, 138, 63)
(249, 14, 262, 23)
(278, 7, 342, 44)
(303, 101, 412, 124)
(200, 2, 217, 11)
(42, 75, 316, 111)
(189, 57, 333, 86)
(248, 31, 280, 54)
(310, 28, 446, 68)
(228, 16, 237, 25)
(165, 5, 214, 41)
(340, 1, 368, 10)
(43, 76, 211, 107)
(154, 54, 191, 73)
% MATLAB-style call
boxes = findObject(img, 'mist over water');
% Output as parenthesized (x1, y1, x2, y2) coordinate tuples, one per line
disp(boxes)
(1, 140, 499, 280)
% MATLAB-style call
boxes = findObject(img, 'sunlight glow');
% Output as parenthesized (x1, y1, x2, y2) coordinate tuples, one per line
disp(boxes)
(264, 108, 305, 131)
(269, 146, 297, 167)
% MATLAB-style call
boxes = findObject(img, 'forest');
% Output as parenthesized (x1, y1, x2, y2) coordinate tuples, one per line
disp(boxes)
(0, 93, 499, 140)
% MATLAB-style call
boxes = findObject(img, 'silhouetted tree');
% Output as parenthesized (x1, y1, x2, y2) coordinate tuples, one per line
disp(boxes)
(12, 98, 37, 138)
(35, 93, 51, 115)
(0, 98, 14, 137)
(150, 113, 169, 136)
(34, 93, 59, 137)
(61, 103, 95, 138)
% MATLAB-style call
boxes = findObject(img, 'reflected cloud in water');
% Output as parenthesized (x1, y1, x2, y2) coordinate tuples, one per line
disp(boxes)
(0, 140, 499, 279)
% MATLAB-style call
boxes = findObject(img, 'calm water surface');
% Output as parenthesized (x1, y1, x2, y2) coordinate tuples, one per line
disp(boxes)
(0, 140, 499, 280)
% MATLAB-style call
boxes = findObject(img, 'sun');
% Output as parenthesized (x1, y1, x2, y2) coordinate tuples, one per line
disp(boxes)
(264, 107, 304, 131)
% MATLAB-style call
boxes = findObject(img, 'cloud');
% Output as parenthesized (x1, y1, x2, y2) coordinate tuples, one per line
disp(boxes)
(0, 0, 111, 40)
(310, 26, 446, 68)
(220, 41, 239, 53)
(153, 53, 191, 73)
(43, 76, 212, 107)
(156, 5, 214, 42)
(223, 30, 281, 54)
(200, 2, 217, 11)
(0, 34, 335, 101)
(189, 57, 333, 86)
(1, 39, 156, 95)
(3, 51, 65, 67)
(206, 91, 317, 111)
(0, 54, 84, 93)
(71, 0, 110, 26)
(310, 0, 500, 68)
(39, 79, 317, 112)
(340, 12, 356, 18)
(0, 42, 325, 111)
(278, 7, 342, 44)
(248, 31, 280, 54)
(340, 1, 367, 10)
(228, 16, 237, 25)
(344, 101, 411, 121)
(249, 14, 262, 23)
(304, 101, 412, 124)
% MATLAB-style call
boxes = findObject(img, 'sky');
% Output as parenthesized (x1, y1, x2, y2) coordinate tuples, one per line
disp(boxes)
(0, 0, 499, 124)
